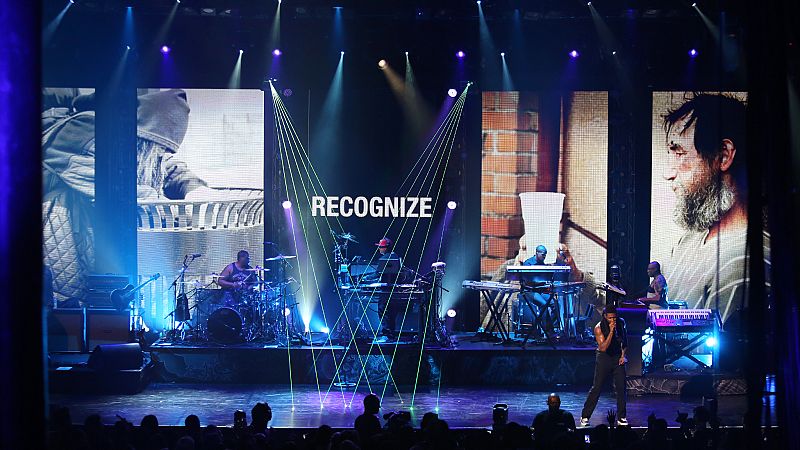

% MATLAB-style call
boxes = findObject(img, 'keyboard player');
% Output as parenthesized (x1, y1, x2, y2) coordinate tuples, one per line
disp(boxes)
(369, 237, 403, 339)
(518, 245, 570, 334)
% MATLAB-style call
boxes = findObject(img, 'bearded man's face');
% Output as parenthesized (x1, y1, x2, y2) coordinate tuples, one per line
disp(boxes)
(663, 117, 735, 232)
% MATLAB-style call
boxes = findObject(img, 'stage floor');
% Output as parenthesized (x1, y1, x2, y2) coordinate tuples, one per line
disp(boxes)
(50, 383, 757, 429)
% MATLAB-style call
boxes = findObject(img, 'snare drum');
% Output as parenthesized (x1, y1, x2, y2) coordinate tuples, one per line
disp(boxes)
(207, 307, 243, 344)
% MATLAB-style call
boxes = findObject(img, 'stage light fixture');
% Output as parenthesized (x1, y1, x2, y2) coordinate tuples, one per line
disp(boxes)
(272, 48, 282, 56)
(692, 2, 697, 6)
(70, 0, 75, 3)
(321, 326, 330, 334)
(447, 201, 457, 209)
(282, 200, 292, 209)
(500, 52, 505, 57)
(378, 59, 387, 69)
(125, 45, 131, 50)
(705, 336, 717, 347)
(612, 51, 617, 55)
(447, 89, 457, 98)
(446, 308, 457, 318)
(456, 50, 465, 58)
(569, 50, 579, 58)
(587, 1, 591, 5)
(282, 88, 293, 97)
(341, 51, 345, 56)
(239, 49, 244, 54)
(689, 48, 698, 57)
(284, 307, 292, 317)
(405, 51, 409, 56)
(476, 0, 481, 4)
(160, 45, 170, 54)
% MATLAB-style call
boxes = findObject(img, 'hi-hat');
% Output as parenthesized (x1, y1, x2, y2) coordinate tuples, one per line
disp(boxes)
(264, 254, 297, 262)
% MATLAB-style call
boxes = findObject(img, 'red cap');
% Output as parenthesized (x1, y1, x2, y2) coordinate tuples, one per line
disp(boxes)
(375, 238, 392, 248)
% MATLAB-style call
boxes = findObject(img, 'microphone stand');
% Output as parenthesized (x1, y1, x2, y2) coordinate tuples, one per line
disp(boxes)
(166, 255, 197, 340)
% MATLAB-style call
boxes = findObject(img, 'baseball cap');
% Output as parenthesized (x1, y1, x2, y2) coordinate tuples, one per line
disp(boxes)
(375, 238, 392, 248)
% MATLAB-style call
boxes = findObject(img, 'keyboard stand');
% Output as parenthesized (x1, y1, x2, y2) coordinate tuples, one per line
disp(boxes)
(476, 288, 514, 344)
(520, 283, 558, 350)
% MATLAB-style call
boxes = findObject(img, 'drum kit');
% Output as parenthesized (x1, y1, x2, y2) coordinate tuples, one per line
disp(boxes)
(165, 254, 301, 345)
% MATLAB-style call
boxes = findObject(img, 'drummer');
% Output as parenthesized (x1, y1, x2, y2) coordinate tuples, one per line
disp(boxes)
(218, 250, 255, 306)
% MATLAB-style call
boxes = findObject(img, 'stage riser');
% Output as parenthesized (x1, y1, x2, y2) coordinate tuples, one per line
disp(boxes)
(152, 348, 597, 387)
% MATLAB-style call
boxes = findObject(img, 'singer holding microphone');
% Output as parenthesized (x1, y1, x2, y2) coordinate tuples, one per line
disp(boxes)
(579, 305, 628, 427)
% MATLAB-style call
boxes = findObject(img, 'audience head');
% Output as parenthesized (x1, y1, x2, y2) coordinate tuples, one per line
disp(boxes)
(175, 435, 195, 450)
(547, 393, 561, 412)
(184, 414, 200, 430)
(251, 402, 273, 425)
(363, 393, 380, 415)
(140, 414, 159, 433)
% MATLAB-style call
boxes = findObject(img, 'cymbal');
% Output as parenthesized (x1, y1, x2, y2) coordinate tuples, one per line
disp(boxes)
(264, 254, 297, 262)
(244, 267, 270, 272)
(339, 232, 358, 243)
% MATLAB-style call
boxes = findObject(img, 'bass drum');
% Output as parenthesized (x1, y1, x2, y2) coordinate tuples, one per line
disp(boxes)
(207, 307, 243, 344)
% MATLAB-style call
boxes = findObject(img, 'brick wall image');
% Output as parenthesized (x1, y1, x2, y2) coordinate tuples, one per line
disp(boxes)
(481, 91, 609, 282)
(481, 91, 541, 278)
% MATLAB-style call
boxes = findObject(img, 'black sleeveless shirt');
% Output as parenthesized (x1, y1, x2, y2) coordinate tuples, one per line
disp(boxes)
(599, 318, 627, 357)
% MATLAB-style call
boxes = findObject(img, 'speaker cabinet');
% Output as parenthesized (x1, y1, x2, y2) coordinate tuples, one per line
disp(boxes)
(88, 343, 143, 371)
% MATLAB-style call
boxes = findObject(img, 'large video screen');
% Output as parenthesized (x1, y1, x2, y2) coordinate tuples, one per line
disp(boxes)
(42, 88, 97, 305)
(136, 89, 265, 330)
(650, 91, 768, 323)
(481, 91, 608, 285)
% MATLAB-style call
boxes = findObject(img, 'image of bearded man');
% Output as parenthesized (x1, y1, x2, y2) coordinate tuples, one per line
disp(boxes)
(659, 93, 770, 324)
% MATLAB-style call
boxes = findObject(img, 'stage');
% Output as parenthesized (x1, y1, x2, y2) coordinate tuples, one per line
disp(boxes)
(48, 329, 753, 430)
(50, 383, 758, 429)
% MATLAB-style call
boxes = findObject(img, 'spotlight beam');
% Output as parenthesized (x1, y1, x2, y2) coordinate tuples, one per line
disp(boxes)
(43, 1, 73, 46)
(227, 50, 243, 89)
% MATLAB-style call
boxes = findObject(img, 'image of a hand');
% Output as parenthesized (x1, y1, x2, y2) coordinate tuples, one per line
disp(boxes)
(618, 355, 627, 365)
(606, 409, 616, 427)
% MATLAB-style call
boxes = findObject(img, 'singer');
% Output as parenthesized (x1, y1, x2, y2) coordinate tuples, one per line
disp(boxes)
(579, 305, 628, 427)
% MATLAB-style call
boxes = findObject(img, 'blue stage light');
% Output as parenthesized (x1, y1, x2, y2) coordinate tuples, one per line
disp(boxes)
(447, 200, 457, 209)
(272, 48, 281, 56)
(705, 336, 717, 347)
(456, 50, 465, 59)
(447, 89, 457, 98)
(160, 45, 170, 55)
(282, 200, 292, 209)
(689, 48, 698, 57)
(569, 50, 579, 58)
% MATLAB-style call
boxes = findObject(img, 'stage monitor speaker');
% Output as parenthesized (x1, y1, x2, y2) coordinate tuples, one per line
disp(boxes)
(87, 343, 143, 371)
